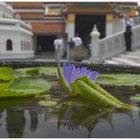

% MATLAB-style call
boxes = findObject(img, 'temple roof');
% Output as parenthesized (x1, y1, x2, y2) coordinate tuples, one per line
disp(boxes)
(62, 2, 120, 15)
(16, 12, 44, 20)
(31, 23, 64, 34)
(116, 2, 138, 17)
(9, 2, 44, 9)
(117, 2, 137, 6)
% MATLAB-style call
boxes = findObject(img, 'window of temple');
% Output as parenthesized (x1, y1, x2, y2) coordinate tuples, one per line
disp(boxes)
(3, 14, 6, 18)
(6, 39, 13, 51)
(21, 40, 24, 50)
(24, 41, 27, 50)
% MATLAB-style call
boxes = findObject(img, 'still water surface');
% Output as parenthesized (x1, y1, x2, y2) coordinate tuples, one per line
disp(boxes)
(0, 89, 140, 138)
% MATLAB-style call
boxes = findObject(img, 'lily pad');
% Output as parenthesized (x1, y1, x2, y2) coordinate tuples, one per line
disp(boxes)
(0, 77, 52, 98)
(98, 74, 140, 86)
(38, 100, 58, 107)
(64, 97, 92, 107)
(64, 100, 90, 107)
(130, 96, 140, 101)
(0, 67, 18, 81)
(0, 89, 44, 98)
(16, 66, 56, 75)
(0, 82, 11, 90)
(26, 68, 39, 76)
(9, 78, 52, 91)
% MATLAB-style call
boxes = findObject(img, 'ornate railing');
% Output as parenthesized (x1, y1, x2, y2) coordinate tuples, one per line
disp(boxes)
(90, 24, 140, 63)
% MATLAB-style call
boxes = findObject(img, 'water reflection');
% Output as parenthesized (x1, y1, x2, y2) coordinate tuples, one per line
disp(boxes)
(56, 99, 140, 138)
(57, 103, 115, 137)
(0, 97, 140, 137)
(3, 108, 40, 138)
(29, 110, 38, 132)
(0, 110, 3, 127)
(6, 109, 25, 138)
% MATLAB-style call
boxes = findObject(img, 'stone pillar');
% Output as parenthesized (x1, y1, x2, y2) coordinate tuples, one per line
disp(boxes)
(90, 25, 100, 63)
(66, 14, 75, 59)
(66, 14, 75, 41)
(106, 15, 113, 36)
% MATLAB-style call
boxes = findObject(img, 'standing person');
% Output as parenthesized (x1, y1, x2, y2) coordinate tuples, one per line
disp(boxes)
(68, 38, 75, 49)
(53, 34, 63, 63)
(122, 14, 134, 51)
(68, 38, 75, 62)
(72, 33, 83, 47)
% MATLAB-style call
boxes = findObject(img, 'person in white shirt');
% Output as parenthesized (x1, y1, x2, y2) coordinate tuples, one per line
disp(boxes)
(122, 14, 134, 51)
(72, 33, 83, 47)
(54, 34, 63, 63)
(122, 14, 134, 32)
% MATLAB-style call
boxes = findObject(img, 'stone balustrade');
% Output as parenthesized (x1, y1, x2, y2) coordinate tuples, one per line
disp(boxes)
(90, 24, 140, 63)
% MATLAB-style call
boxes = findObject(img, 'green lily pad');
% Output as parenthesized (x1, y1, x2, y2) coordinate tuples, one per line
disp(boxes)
(0, 67, 18, 81)
(0, 89, 44, 98)
(26, 68, 39, 76)
(64, 97, 92, 107)
(9, 78, 52, 91)
(0, 77, 52, 98)
(130, 96, 140, 101)
(16, 66, 56, 75)
(97, 75, 117, 80)
(98, 74, 140, 86)
(38, 100, 58, 107)
(64, 100, 90, 106)
(0, 82, 11, 90)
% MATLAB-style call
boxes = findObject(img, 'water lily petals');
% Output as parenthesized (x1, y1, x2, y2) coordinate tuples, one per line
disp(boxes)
(62, 63, 99, 87)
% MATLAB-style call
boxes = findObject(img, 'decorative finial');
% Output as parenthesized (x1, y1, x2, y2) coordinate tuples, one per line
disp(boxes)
(90, 24, 100, 37)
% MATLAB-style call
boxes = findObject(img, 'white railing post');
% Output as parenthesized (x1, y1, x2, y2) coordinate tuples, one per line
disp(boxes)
(90, 25, 100, 63)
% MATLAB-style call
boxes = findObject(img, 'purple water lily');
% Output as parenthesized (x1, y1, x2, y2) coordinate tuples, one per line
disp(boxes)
(62, 63, 99, 87)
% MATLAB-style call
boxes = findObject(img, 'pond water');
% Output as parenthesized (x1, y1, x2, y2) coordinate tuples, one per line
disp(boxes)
(0, 87, 140, 138)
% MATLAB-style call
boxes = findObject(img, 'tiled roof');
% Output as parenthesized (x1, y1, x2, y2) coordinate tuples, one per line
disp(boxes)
(18, 13, 44, 19)
(117, 2, 137, 6)
(9, 2, 44, 8)
(63, 2, 119, 14)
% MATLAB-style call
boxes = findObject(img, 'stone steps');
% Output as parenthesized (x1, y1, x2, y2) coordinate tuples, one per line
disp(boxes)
(119, 54, 140, 63)
(104, 48, 140, 67)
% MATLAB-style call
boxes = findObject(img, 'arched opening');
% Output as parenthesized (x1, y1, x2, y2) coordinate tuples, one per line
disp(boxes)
(6, 39, 13, 51)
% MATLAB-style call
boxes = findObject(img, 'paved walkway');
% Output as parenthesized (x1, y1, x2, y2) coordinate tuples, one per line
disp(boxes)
(34, 48, 140, 67)
(34, 57, 91, 65)
(34, 53, 90, 64)
(35, 48, 140, 67)
(1, 48, 140, 67)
